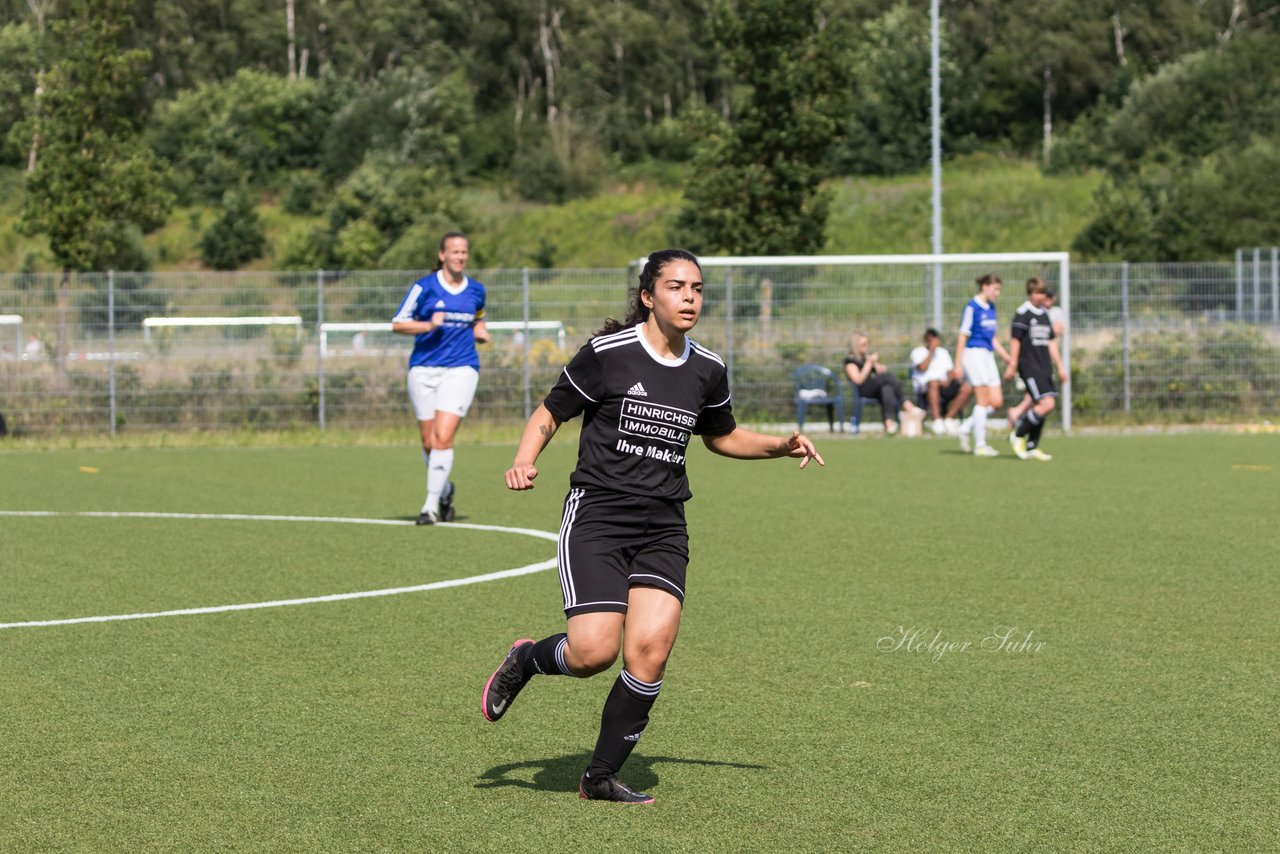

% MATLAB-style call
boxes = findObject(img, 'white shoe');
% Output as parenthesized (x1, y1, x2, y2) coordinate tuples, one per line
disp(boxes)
(931, 419, 947, 435)
(1029, 448, 1053, 461)
(973, 445, 999, 457)
(958, 430, 971, 453)
(886, 421, 899, 435)
(1009, 432, 1030, 460)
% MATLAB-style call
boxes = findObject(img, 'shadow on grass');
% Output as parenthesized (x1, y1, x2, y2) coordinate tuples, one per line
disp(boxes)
(476, 752, 767, 794)
(389, 514, 470, 523)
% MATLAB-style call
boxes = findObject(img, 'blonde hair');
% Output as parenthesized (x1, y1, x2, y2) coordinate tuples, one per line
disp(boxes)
(846, 330, 868, 359)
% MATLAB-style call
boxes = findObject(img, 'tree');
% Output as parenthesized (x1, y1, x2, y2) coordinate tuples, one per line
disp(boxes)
(0, 20, 39, 164)
(1072, 31, 1280, 259)
(677, 0, 848, 255)
(17, 0, 172, 272)
(829, 2, 977, 175)
(200, 189, 267, 270)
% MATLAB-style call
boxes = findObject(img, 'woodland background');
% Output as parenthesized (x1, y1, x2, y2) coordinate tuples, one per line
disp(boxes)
(0, 0, 1278, 274)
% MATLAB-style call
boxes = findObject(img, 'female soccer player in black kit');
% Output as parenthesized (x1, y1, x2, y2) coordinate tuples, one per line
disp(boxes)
(482, 249, 824, 804)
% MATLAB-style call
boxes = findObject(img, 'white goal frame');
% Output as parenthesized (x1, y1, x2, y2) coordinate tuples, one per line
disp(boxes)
(142, 315, 304, 343)
(316, 320, 567, 357)
(0, 314, 22, 359)
(637, 252, 1072, 431)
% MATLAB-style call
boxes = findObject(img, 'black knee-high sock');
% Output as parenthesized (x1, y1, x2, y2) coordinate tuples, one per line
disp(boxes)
(585, 670, 661, 779)
(1029, 414, 1047, 449)
(522, 633, 571, 678)
(1016, 410, 1041, 438)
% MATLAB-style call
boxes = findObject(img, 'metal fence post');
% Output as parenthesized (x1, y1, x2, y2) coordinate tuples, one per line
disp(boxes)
(1253, 248, 1262, 324)
(108, 270, 117, 437)
(521, 267, 531, 420)
(316, 269, 326, 430)
(1234, 248, 1243, 321)
(932, 262, 944, 331)
(1272, 246, 1278, 326)
(1121, 261, 1131, 415)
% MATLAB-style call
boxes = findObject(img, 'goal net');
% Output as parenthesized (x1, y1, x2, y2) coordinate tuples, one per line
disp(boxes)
(655, 252, 1072, 431)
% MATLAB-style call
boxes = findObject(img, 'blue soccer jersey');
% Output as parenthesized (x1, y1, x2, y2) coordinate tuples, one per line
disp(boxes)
(393, 272, 487, 369)
(959, 297, 998, 350)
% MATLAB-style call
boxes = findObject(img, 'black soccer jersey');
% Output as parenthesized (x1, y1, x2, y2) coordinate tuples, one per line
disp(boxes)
(542, 324, 736, 502)
(1010, 300, 1055, 378)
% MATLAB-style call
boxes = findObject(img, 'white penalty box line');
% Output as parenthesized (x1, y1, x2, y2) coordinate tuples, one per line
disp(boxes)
(0, 511, 558, 629)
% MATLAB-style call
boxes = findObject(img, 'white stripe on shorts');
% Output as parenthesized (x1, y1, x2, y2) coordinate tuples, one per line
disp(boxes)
(557, 488, 585, 609)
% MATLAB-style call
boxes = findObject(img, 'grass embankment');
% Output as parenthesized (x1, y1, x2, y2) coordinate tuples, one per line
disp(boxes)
(0, 155, 1103, 273)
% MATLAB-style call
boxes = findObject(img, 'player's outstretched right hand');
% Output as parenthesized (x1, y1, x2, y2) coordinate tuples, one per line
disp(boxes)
(505, 463, 539, 491)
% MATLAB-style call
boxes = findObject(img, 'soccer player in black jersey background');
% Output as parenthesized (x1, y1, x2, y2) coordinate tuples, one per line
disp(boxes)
(1004, 276, 1069, 461)
(482, 248, 824, 804)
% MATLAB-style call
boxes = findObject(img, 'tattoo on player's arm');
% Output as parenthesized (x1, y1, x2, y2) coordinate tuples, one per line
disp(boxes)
(539, 424, 556, 440)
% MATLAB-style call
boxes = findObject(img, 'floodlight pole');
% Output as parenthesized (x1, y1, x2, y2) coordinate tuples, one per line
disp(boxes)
(316, 269, 326, 430)
(930, 0, 943, 330)
(108, 270, 116, 437)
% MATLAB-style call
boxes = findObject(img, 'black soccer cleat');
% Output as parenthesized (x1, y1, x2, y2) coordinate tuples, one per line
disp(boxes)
(481, 638, 534, 722)
(439, 480, 456, 522)
(415, 510, 436, 526)
(578, 773, 655, 805)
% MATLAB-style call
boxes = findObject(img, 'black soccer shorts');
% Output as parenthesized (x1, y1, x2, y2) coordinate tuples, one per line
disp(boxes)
(556, 487, 688, 617)
(1021, 370, 1057, 402)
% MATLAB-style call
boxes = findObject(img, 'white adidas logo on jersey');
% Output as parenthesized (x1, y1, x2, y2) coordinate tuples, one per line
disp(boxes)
(626, 382, 648, 397)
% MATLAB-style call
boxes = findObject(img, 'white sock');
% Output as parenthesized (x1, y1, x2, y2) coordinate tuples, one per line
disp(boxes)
(974, 405, 990, 448)
(426, 448, 454, 514)
(420, 449, 432, 511)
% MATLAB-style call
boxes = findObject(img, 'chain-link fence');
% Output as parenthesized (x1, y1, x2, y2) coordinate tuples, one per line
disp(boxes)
(2, 254, 1278, 437)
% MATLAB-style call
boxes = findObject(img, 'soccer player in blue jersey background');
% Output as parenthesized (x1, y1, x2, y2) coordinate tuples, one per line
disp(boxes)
(951, 273, 1013, 457)
(392, 232, 489, 524)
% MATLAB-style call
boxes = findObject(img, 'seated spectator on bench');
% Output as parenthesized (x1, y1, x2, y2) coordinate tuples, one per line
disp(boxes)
(843, 331, 915, 435)
(910, 328, 972, 434)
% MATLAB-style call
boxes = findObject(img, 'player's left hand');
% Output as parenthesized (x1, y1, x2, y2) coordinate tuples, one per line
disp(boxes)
(783, 431, 825, 469)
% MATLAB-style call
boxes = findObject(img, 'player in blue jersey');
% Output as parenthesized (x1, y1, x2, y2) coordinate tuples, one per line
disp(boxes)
(951, 273, 1013, 457)
(480, 249, 824, 804)
(392, 232, 489, 525)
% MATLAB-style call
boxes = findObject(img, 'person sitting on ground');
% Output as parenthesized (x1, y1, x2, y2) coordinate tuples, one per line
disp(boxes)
(843, 331, 916, 435)
(909, 328, 973, 435)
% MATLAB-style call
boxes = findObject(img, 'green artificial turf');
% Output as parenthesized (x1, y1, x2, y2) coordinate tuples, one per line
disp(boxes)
(1, 433, 1276, 851)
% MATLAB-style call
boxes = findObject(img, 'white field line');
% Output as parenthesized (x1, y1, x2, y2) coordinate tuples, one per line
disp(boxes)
(0, 511, 558, 629)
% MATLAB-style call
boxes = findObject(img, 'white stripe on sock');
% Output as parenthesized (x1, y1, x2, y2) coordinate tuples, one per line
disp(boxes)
(620, 669, 662, 699)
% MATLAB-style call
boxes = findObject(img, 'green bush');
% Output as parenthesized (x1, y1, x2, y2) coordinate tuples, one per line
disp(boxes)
(511, 125, 606, 204)
(1073, 325, 1280, 421)
(151, 70, 340, 204)
(282, 172, 322, 215)
(200, 190, 267, 270)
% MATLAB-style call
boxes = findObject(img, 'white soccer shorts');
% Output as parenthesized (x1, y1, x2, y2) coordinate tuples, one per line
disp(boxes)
(962, 348, 1001, 388)
(407, 365, 480, 420)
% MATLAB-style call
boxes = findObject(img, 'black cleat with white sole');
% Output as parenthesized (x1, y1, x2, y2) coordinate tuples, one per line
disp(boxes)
(578, 773, 655, 804)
